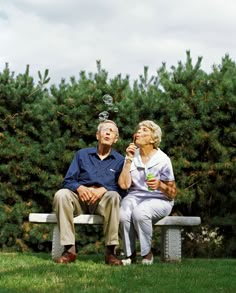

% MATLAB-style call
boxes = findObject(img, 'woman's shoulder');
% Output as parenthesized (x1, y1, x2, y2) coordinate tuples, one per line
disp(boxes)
(157, 148, 170, 158)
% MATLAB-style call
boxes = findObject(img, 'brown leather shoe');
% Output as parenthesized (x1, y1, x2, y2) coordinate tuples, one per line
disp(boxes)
(55, 251, 76, 264)
(105, 254, 123, 266)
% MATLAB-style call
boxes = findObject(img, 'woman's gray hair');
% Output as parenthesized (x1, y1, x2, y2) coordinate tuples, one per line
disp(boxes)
(97, 120, 119, 137)
(138, 120, 162, 148)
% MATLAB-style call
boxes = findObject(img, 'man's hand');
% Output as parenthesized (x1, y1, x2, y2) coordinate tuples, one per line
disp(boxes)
(77, 185, 107, 205)
(77, 185, 93, 202)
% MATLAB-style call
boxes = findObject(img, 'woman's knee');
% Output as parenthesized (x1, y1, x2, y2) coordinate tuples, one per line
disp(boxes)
(132, 207, 149, 223)
(120, 207, 131, 224)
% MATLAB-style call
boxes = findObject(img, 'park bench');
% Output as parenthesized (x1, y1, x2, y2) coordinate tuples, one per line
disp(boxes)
(29, 213, 201, 262)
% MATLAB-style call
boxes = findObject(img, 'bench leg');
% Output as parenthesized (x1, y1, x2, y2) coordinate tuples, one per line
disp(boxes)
(51, 225, 64, 260)
(160, 226, 182, 262)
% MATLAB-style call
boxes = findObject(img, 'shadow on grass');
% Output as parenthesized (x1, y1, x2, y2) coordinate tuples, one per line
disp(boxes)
(0, 253, 123, 292)
(24, 251, 105, 264)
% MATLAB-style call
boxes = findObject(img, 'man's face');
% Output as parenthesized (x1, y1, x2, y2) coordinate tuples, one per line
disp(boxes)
(96, 122, 118, 146)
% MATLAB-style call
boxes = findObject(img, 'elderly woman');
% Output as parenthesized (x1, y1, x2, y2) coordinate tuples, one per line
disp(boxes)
(119, 120, 177, 265)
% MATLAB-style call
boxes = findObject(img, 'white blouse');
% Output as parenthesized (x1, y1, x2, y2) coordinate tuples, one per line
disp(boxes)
(128, 148, 175, 201)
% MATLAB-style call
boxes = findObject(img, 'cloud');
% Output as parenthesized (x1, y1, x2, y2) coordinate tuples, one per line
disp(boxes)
(0, 0, 235, 85)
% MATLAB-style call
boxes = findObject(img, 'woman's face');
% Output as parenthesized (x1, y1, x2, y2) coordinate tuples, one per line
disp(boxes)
(135, 125, 153, 147)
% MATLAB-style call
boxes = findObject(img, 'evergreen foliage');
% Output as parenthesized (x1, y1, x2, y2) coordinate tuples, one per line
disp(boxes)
(0, 53, 235, 256)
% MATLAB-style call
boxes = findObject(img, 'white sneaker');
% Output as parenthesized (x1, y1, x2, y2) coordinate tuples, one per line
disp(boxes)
(141, 254, 153, 265)
(121, 258, 132, 265)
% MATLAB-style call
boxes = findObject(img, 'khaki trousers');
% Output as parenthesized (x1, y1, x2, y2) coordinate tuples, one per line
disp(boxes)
(53, 188, 120, 246)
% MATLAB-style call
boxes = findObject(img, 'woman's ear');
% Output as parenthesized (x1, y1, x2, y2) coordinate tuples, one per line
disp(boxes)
(150, 137, 158, 144)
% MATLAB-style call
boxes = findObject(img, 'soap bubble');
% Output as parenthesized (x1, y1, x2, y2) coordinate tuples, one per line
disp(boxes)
(107, 105, 114, 111)
(98, 94, 118, 120)
(113, 106, 119, 112)
(108, 105, 119, 112)
(98, 111, 109, 121)
(102, 94, 113, 106)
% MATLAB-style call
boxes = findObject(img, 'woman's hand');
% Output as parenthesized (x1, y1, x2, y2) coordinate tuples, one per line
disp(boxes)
(126, 143, 137, 158)
(146, 178, 160, 191)
(146, 179, 177, 200)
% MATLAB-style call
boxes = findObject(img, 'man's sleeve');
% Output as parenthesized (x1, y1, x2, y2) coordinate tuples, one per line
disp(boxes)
(62, 152, 81, 193)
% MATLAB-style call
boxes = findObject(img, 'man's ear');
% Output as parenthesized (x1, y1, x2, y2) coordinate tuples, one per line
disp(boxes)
(113, 136, 118, 144)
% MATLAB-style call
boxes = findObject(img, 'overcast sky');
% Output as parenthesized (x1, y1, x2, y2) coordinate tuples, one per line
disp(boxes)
(0, 0, 235, 85)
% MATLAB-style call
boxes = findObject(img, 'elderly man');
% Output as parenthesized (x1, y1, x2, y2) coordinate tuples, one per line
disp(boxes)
(53, 120, 125, 265)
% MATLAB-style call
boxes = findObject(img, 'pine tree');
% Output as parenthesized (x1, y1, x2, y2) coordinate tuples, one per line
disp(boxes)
(0, 54, 235, 256)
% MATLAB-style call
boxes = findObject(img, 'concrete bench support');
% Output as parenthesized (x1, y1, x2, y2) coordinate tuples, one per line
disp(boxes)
(29, 213, 201, 262)
(155, 216, 202, 262)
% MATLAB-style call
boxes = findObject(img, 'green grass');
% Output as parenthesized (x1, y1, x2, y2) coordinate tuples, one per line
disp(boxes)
(0, 253, 235, 292)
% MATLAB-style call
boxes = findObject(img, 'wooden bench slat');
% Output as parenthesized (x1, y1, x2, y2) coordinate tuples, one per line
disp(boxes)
(29, 213, 104, 224)
(154, 216, 201, 226)
(29, 213, 201, 226)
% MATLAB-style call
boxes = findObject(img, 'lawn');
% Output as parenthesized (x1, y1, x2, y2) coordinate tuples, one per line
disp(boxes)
(0, 252, 235, 292)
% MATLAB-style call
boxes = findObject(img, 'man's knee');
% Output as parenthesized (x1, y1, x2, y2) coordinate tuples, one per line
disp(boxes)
(53, 188, 71, 205)
(104, 191, 120, 205)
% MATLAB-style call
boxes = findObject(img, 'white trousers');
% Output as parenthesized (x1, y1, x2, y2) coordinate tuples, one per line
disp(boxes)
(120, 195, 173, 257)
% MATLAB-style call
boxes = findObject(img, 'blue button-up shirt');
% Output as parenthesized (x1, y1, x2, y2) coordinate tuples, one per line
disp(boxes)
(62, 147, 125, 196)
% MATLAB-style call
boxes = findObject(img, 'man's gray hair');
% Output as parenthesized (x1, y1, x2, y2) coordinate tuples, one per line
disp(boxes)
(97, 120, 119, 136)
